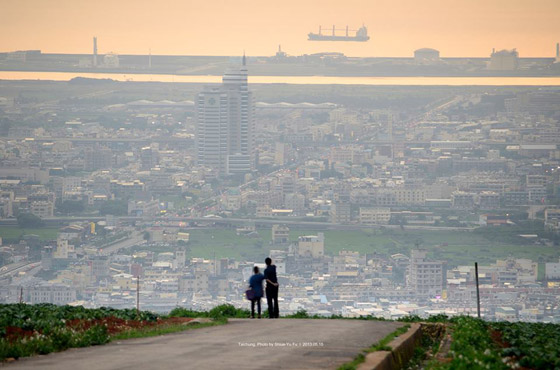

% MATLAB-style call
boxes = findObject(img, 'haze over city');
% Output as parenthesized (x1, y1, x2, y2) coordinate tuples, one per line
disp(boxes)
(3, 0, 560, 57)
(1, 1, 560, 369)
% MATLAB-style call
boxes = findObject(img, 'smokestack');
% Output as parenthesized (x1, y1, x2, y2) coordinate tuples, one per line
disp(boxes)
(93, 37, 98, 67)
(556, 42, 559, 59)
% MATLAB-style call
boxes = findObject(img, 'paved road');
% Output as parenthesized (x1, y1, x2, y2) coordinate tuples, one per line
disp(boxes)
(6, 319, 403, 370)
(99, 232, 145, 256)
(159, 216, 475, 231)
(0, 261, 38, 278)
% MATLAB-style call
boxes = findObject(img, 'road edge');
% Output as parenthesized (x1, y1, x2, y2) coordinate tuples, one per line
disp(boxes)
(357, 323, 422, 370)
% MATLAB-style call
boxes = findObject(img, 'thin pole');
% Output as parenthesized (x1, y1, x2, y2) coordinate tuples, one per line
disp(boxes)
(475, 262, 481, 319)
(136, 276, 140, 315)
(19, 287, 23, 304)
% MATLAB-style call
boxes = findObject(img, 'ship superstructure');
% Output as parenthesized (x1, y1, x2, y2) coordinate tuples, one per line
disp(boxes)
(308, 25, 370, 42)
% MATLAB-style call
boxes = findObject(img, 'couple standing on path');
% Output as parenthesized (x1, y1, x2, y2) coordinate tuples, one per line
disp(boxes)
(248, 257, 279, 319)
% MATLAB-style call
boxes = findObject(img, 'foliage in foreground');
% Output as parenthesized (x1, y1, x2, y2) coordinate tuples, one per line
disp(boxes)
(437, 317, 508, 370)
(492, 321, 560, 369)
(3, 304, 560, 369)
(0, 303, 211, 361)
(427, 317, 560, 370)
(169, 304, 250, 319)
(0, 324, 110, 360)
(407, 323, 446, 369)
(333, 314, 560, 370)
(0, 303, 157, 337)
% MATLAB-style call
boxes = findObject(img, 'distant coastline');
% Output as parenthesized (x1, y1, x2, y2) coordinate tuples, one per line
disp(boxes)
(0, 52, 559, 78)
(1, 71, 560, 86)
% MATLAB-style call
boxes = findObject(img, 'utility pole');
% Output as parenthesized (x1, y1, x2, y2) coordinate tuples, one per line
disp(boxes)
(19, 287, 23, 304)
(136, 275, 140, 315)
(475, 262, 481, 319)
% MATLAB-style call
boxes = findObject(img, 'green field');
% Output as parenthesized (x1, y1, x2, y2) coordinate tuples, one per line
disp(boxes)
(0, 226, 58, 243)
(1, 224, 557, 270)
(184, 227, 560, 268)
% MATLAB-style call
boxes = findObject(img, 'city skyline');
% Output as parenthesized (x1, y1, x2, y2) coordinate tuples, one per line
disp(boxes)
(2, 0, 560, 58)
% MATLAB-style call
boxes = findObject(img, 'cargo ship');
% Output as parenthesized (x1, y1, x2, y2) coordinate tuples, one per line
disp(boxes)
(308, 25, 370, 42)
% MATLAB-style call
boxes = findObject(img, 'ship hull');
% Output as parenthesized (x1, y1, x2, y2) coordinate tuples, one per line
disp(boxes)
(308, 34, 370, 42)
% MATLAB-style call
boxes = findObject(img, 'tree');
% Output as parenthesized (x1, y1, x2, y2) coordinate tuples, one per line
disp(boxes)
(98, 200, 128, 216)
(26, 236, 44, 260)
(58, 200, 85, 215)
(320, 169, 343, 179)
(0, 117, 12, 136)
(17, 213, 44, 228)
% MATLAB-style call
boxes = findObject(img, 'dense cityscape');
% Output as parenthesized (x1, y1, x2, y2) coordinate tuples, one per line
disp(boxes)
(0, 57, 559, 324)
(3, 1, 560, 368)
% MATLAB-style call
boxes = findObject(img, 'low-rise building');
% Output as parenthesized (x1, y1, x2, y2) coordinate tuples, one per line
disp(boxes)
(407, 250, 444, 300)
(297, 233, 325, 259)
(271, 224, 290, 244)
(359, 207, 391, 225)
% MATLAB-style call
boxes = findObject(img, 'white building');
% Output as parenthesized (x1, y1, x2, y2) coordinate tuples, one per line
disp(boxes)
(53, 238, 75, 259)
(128, 199, 159, 217)
(196, 56, 255, 175)
(407, 250, 444, 300)
(414, 48, 440, 63)
(488, 49, 518, 71)
(545, 209, 560, 234)
(103, 53, 120, 68)
(30, 200, 54, 218)
(297, 233, 325, 259)
(545, 259, 560, 280)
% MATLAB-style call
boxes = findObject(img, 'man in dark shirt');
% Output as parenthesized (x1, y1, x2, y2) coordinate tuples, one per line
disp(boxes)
(264, 257, 279, 318)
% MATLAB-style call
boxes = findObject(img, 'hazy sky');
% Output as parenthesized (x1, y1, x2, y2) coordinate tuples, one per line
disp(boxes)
(3, 0, 560, 57)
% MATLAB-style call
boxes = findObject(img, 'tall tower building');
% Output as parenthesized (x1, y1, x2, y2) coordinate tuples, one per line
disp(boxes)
(196, 56, 255, 175)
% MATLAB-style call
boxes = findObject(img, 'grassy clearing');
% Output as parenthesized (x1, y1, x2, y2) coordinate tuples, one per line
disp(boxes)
(185, 228, 559, 268)
(187, 228, 275, 260)
(0, 226, 58, 243)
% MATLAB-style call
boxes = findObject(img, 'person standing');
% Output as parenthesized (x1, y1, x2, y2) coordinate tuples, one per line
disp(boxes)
(248, 266, 264, 319)
(264, 257, 279, 318)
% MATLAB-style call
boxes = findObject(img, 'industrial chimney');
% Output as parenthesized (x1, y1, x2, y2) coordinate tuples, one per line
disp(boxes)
(93, 37, 98, 67)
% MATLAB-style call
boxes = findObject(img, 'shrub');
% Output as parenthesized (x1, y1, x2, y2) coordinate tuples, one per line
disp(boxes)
(208, 304, 249, 319)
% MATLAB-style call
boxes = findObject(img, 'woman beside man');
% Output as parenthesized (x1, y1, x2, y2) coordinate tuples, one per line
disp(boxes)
(248, 266, 264, 319)
(248, 258, 280, 319)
